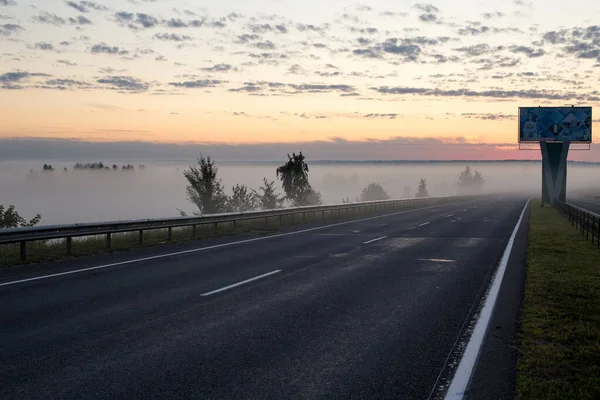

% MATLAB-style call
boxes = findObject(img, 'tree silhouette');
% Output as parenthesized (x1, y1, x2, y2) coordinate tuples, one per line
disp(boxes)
(415, 179, 429, 198)
(182, 155, 229, 215)
(276, 152, 320, 206)
(0, 205, 41, 228)
(457, 165, 484, 193)
(227, 184, 257, 212)
(252, 178, 285, 210)
(360, 183, 390, 201)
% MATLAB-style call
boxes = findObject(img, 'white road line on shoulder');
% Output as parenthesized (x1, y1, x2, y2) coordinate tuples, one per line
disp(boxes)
(446, 214, 454, 217)
(363, 236, 387, 244)
(200, 270, 281, 297)
(443, 199, 530, 400)
(418, 222, 430, 227)
(418, 258, 456, 263)
(462, 209, 468, 212)
(0, 200, 474, 288)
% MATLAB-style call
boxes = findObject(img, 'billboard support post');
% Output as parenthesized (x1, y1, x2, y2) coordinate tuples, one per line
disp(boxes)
(540, 141, 570, 206)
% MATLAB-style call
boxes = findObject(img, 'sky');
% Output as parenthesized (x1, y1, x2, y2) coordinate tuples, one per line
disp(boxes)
(1, 0, 599, 160)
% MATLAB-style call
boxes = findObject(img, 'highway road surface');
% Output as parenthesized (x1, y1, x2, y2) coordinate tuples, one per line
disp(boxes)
(569, 196, 600, 215)
(0, 196, 529, 399)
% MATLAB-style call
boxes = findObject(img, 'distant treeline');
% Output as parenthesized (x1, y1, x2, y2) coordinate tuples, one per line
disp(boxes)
(36, 163, 146, 172)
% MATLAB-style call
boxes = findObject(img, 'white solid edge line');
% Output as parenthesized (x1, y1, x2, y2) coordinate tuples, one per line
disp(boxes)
(446, 214, 454, 217)
(418, 222, 431, 227)
(443, 199, 530, 400)
(200, 270, 281, 297)
(0, 201, 463, 288)
(363, 236, 387, 244)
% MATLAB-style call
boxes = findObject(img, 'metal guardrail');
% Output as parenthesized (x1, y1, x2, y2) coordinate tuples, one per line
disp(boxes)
(0, 195, 477, 262)
(556, 201, 600, 249)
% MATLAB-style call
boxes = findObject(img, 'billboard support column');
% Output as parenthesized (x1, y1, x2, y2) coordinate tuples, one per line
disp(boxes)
(540, 141, 570, 206)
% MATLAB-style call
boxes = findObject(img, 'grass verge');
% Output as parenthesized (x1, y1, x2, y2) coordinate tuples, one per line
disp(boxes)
(517, 204, 600, 400)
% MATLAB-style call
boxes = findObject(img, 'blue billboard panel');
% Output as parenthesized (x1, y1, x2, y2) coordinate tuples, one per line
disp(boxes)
(519, 106, 592, 143)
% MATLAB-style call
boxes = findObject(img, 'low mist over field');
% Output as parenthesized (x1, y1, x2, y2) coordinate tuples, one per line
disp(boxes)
(1, 158, 598, 226)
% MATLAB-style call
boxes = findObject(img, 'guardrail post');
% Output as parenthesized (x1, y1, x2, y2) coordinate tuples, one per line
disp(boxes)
(66, 237, 72, 256)
(213, 222, 218, 235)
(586, 213, 590, 240)
(291, 213, 294, 224)
(192, 224, 197, 238)
(139, 229, 143, 245)
(20, 241, 26, 262)
(107, 233, 111, 249)
(279, 215, 283, 226)
(233, 220, 236, 231)
(167, 227, 172, 241)
(597, 216, 600, 249)
(303, 212, 306, 221)
(265, 216, 268, 227)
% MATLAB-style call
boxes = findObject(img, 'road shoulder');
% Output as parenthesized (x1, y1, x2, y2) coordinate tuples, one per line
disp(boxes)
(465, 201, 530, 399)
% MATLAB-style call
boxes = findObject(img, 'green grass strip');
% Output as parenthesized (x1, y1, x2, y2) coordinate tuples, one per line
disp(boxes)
(517, 205, 600, 400)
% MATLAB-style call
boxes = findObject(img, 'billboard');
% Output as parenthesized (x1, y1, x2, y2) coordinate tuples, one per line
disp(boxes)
(519, 106, 592, 143)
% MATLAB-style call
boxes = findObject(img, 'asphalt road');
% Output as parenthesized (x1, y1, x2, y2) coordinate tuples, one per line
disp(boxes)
(569, 196, 600, 215)
(0, 196, 528, 400)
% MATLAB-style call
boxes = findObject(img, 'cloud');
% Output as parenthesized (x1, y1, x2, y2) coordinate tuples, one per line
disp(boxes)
(509, 45, 545, 57)
(419, 13, 437, 23)
(296, 23, 328, 33)
(96, 76, 149, 92)
(348, 26, 378, 34)
(33, 12, 66, 26)
(199, 64, 234, 72)
(168, 79, 225, 88)
(0, 23, 23, 36)
(34, 42, 54, 50)
(4, 136, 564, 162)
(288, 84, 355, 93)
(90, 42, 129, 55)
(66, 1, 86, 12)
(56, 59, 77, 66)
(414, 3, 440, 24)
(454, 43, 500, 56)
(287, 64, 307, 75)
(115, 11, 158, 29)
(414, 3, 439, 13)
(153, 33, 192, 41)
(0, 0, 17, 5)
(461, 113, 514, 120)
(41, 78, 93, 90)
(69, 15, 93, 25)
(458, 24, 490, 36)
(228, 81, 355, 96)
(0, 71, 51, 89)
(252, 40, 276, 50)
(372, 85, 598, 101)
(541, 26, 600, 61)
(246, 23, 288, 34)
(236, 33, 261, 43)
(514, 0, 533, 8)
(380, 11, 408, 18)
(352, 37, 433, 61)
(66, 1, 106, 11)
(165, 18, 188, 28)
(482, 12, 504, 19)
